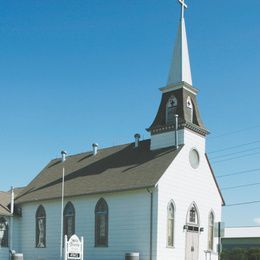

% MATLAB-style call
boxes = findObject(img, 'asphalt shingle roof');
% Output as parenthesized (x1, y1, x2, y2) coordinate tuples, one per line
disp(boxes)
(16, 140, 182, 204)
(0, 188, 24, 215)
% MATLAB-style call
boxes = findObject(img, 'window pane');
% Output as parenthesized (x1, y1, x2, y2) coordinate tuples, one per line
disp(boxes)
(166, 96, 177, 124)
(95, 198, 108, 246)
(208, 213, 214, 250)
(167, 203, 174, 247)
(36, 206, 46, 248)
(189, 207, 196, 223)
(208, 227, 213, 249)
(67, 216, 74, 238)
(64, 202, 75, 240)
(0, 217, 8, 247)
(97, 215, 106, 245)
(37, 218, 45, 247)
(167, 219, 173, 246)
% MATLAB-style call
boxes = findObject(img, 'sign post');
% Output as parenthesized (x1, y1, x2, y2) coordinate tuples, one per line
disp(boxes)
(214, 222, 225, 260)
(64, 234, 84, 260)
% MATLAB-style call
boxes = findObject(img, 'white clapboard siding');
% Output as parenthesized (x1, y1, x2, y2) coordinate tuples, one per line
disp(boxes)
(0, 248, 9, 259)
(12, 216, 22, 253)
(155, 129, 222, 260)
(16, 189, 153, 260)
(150, 129, 185, 150)
(11, 129, 223, 260)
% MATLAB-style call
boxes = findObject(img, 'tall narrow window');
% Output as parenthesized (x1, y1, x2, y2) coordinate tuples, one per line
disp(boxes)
(208, 212, 214, 250)
(188, 204, 199, 225)
(0, 217, 8, 247)
(36, 205, 46, 248)
(63, 202, 75, 240)
(167, 202, 175, 247)
(166, 96, 177, 124)
(186, 96, 193, 123)
(95, 198, 108, 247)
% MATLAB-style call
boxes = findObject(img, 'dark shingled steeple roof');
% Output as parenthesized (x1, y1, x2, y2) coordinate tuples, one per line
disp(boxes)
(147, 83, 209, 136)
(16, 140, 183, 204)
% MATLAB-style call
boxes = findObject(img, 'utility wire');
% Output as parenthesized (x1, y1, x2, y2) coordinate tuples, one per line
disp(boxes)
(211, 151, 260, 163)
(209, 124, 260, 139)
(211, 147, 260, 160)
(208, 140, 260, 154)
(225, 200, 260, 207)
(222, 182, 260, 190)
(216, 168, 260, 178)
(209, 147, 260, 160)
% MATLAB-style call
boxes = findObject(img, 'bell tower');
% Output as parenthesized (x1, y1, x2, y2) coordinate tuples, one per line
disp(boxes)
(147, 0, 208, 150)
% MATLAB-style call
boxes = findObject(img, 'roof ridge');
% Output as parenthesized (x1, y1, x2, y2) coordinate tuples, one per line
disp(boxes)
(51, 140, 150, 161)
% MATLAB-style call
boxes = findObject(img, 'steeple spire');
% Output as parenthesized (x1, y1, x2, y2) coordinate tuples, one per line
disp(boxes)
(148, 0, 208, 151)
(167, 0, 192, 86)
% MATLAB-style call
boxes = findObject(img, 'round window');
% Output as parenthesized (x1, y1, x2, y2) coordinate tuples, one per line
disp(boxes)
(189, 149, 200, 169)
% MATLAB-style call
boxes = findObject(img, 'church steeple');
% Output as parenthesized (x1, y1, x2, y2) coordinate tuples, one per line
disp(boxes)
(168, 0, 192, 86)
(147, 0, 208, 151)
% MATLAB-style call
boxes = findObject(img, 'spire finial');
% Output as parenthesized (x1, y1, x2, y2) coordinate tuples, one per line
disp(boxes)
(178, 0, 188, 19)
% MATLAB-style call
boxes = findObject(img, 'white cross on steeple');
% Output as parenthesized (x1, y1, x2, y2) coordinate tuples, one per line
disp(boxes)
(178, 0, 188, 19)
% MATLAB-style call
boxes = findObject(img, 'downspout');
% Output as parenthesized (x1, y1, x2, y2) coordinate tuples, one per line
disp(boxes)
(10, 186, 14, 255)
(147, 189, 154, 260)
(174, 114, 179, 149)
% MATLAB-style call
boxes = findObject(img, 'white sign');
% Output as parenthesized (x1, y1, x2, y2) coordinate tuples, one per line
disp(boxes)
(64, 234, 84, 260)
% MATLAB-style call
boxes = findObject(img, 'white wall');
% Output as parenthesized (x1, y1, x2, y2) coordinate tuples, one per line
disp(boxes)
(11, 129, 222, 260)
(0, 247, 9, 259)
(150, 129, 185, 150)
(225, 226, 260, 238)
(12, 216, 22, 253)
(155, 130, 222, 260)
(17, 189, 153, 260)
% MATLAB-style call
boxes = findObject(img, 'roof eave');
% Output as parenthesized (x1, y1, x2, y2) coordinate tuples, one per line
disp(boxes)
(15, 185, 156, 205)
(205, 154, 225, 206)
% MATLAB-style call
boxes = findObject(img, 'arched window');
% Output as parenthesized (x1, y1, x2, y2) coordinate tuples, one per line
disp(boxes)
(167, 202, 175, 247)
(36, 205, 46, 248)
(166, 96, 177, 124)
(187, 204, 199, 225)
(63, 202, 75, 240)
(0, 217, 8, 247)
(186, 96, 193, 123)
(208, 211, 214, 250)
(95, 198, 108, 247)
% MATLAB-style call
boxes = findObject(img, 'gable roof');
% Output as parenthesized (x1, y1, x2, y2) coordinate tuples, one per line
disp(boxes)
(16, 140, 183, 204)
(0, 188, 24, 216)
(205, 154, 225, 206)
(0, 191, 11, 216)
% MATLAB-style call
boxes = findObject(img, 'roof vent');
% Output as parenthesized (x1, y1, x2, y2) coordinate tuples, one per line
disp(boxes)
(92, 143, 98, 156)
(61, 150, 67, 162)
(134, 133, 141, 148)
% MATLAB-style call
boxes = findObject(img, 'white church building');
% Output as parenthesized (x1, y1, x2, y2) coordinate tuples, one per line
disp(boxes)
(1, 1, 224, 259)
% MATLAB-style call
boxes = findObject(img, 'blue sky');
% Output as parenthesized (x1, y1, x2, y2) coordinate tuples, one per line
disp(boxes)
(0, 0, 259, 227)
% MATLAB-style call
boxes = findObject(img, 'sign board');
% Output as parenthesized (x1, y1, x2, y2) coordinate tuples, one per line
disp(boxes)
(64, 234, 84, 260)
(214, 222, 225, 238)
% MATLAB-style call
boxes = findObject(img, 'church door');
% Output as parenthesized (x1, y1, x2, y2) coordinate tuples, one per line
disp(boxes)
(185, 227, 199, 260)
(185, 203, 200, 260)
